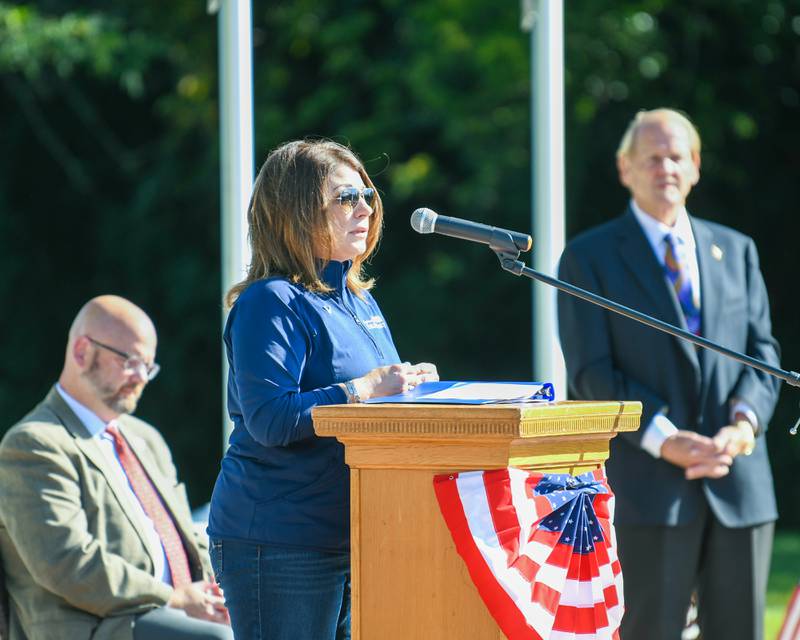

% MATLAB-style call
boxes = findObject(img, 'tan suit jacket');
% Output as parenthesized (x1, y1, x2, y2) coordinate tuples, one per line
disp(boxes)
(0, 387, 212, 640)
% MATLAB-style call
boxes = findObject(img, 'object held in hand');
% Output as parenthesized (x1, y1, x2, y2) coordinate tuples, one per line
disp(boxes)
(735, 420, 755, 456)
(791, 404, 800, 435)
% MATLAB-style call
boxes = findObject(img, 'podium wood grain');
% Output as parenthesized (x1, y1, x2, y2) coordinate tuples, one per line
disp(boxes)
(313, 401, 640, 640)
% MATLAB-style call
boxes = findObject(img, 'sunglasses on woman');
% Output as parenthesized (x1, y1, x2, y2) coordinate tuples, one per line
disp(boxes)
(336, 186, 376, 208)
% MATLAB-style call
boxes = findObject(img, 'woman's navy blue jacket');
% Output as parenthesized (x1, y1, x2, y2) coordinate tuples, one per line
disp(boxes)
(207, 261, 400, 551)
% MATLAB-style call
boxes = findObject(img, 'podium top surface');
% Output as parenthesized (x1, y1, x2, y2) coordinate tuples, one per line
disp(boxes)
(313, 400, 641, 440)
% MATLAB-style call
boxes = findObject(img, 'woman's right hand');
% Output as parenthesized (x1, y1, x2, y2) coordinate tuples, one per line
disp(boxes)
(352, 362, 439, 401)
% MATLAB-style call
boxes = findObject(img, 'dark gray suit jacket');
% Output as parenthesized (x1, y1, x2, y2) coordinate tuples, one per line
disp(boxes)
(557, 209, 780, 528)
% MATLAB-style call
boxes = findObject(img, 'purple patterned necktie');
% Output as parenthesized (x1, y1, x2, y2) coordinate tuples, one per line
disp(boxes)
(663, 233, 701, 335)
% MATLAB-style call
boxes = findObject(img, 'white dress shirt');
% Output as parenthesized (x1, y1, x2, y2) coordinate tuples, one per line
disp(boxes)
(629, 202, 757, 457)
(56, 384, 172, 584)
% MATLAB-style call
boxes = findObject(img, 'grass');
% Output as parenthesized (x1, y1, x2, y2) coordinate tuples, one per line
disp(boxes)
(767, 531, 800, 638)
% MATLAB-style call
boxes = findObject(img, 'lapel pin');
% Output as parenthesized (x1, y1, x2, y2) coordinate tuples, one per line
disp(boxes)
(710, 244, 723, 261)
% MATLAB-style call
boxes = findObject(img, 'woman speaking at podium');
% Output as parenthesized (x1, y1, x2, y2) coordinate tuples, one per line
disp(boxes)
(207, 139, 437, 640)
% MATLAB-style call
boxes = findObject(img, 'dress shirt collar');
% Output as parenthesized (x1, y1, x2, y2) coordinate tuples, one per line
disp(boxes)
(55, 383, 110, 437)
(630, 199, 696, 258)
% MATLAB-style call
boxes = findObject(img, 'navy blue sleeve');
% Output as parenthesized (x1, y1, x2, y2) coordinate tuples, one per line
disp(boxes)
(228, 284, 348, 447)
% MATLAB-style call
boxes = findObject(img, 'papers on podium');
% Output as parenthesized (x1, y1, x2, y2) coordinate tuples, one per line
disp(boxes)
(363, 380, 554, 404)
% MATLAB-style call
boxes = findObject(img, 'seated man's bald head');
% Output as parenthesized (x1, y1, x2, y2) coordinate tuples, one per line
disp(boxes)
(69, 295, 156, 347)
(61, 295, 158, 421)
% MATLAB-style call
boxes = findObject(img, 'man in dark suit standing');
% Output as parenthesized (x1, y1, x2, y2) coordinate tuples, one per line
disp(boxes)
(557, 108, 780, 640)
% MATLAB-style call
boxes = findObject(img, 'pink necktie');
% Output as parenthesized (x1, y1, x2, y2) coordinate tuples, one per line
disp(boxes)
(106, 423, 192, 587)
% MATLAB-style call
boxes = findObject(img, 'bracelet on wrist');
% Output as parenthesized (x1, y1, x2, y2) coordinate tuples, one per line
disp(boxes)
(344, 380, 362, 403)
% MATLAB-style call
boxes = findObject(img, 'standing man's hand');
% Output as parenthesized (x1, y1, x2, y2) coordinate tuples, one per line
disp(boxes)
(713, 421, 756, 458)
(168, 580, 230, 625)
(660, 430, 733, 480)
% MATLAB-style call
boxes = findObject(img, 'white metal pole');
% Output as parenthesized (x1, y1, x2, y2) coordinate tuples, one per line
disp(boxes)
(530, 0, 567, 398)
(216, 0, 254, 445)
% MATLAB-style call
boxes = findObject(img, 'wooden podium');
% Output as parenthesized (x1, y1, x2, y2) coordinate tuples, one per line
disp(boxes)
(312, 400, 640, 640)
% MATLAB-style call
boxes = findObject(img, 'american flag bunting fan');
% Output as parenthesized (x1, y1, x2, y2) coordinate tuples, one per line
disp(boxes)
(433, 467, 624, 640)
(778, 583, 800, 640)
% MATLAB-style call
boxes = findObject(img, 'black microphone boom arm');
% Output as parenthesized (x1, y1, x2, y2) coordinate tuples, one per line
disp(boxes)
(496, 250, 800, 434)
(492, 248, 800, 390)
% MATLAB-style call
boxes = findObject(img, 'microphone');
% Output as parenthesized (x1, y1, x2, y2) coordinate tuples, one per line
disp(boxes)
(410, 208, 532, 253)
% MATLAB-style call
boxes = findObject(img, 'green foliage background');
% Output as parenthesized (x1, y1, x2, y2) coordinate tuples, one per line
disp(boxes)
(2, 1, 800, 522)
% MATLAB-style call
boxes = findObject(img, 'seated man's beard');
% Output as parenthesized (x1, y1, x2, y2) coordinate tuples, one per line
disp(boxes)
(84, 355, 141, 414)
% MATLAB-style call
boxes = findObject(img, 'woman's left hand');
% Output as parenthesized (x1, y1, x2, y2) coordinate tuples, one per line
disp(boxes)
(407, 362, 438, 386)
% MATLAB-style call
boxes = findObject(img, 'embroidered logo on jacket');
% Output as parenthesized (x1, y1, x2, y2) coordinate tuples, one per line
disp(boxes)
(363, 315, 386, 330)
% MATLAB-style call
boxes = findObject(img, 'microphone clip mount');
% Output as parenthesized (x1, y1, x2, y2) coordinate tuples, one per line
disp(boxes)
(492, 246, 525, 277)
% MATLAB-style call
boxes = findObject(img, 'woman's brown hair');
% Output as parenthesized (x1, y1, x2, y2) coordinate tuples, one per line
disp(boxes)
(225, 139, 384, 308)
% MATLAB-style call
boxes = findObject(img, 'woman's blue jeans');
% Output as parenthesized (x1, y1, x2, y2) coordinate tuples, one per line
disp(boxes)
(209, 538, 350, 640)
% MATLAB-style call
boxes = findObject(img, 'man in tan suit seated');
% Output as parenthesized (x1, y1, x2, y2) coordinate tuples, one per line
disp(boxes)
(0, 296, 232, 640)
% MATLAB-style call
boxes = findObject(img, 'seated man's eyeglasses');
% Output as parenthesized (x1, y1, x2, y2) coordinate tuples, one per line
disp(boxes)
(85, 336, 161, 381)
